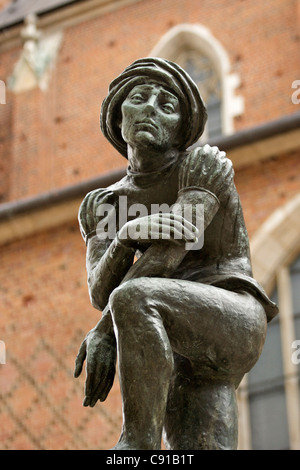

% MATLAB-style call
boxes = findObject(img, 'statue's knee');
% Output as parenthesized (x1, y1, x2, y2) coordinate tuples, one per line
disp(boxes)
(109, 280, 145, 325)
(110, 280, 138, 307)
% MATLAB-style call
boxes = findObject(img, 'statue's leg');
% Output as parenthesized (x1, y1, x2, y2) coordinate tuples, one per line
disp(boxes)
(163, 354, 238, 450)
(109, 278, 267, 450)
(109, 281, 174, 450)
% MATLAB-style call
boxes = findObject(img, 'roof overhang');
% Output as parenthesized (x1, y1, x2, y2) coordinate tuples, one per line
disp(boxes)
(214, 111, 300, 168)
(0, 0, 81, 30)
(0, 0, 143, 50)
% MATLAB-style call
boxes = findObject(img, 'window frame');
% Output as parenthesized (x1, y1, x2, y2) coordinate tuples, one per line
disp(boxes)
(149, 23, 244, 137)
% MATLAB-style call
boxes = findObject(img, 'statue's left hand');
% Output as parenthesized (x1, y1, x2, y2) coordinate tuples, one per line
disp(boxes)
(74, 327, 117, 407)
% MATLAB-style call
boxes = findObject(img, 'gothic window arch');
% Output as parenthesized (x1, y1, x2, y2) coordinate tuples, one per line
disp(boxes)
(175, 48, 222, 140)
(150, 24, 244, 141)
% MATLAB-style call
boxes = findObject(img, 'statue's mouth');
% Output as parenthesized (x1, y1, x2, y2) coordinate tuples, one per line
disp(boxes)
(135, 120, 158, 131)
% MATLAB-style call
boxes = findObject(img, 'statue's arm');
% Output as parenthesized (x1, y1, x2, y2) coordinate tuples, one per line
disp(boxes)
(74, 235, 135, 404)
(120, 187, 220, 280)
(86, 234, 135, 312)
(78, 187, 136, 312)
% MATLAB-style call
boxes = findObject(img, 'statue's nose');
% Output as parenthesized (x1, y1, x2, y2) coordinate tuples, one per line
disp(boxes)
(143, 96, 157, 114)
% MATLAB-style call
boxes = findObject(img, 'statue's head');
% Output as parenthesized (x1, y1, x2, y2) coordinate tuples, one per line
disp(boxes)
(100, 57, 207, 158)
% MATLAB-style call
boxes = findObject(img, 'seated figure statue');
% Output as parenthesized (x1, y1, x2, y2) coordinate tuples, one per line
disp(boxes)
(74, 57, 278, 450)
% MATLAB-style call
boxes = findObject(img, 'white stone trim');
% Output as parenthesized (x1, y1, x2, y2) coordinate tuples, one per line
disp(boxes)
(250, 193, 300, 294)
(8, 14, 63, 93)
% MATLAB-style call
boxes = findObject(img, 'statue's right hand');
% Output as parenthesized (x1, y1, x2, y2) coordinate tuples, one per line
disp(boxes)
(74, 328, 116, 407)
(118, 213, 198, 248)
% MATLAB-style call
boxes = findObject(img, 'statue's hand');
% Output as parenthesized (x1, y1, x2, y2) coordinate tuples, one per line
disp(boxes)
(74, 327, 116, 406)
(118, 213, 198, 249)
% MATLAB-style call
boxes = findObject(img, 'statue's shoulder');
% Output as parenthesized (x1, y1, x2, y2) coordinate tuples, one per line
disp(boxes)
(78, 187, 117, 243)
(179, 144, 234, 199)
(181, 144, 233, 171)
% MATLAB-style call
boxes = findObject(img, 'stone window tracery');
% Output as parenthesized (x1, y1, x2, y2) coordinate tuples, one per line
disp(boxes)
(150, 24, 244, 142)
(175, 48, 222, 140)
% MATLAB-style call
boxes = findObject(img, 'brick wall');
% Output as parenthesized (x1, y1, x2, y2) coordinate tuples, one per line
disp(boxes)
(235, 149, 300, 238)
(0, 221, 123, 449)
(0, 1, 10, 10)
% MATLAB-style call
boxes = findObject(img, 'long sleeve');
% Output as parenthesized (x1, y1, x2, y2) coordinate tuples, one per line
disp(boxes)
(78, 188, 135, 311)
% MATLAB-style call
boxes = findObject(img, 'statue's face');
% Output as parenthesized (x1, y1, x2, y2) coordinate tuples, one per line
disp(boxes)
(120, 83, 182, 151)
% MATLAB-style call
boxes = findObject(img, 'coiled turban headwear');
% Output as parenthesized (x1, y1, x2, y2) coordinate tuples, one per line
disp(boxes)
(100, 57, 207, 158)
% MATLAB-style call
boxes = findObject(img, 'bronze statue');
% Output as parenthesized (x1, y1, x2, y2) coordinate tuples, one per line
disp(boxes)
(74, 58, 278, 450)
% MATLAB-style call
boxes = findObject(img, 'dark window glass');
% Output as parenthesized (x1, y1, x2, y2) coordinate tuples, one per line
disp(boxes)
(176, 50, 223, 140)
(247, 290, 289, 450)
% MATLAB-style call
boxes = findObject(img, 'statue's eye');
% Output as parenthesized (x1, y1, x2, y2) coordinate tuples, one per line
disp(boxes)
(129, 93, 145, 103)
(161, 102, 175, 114)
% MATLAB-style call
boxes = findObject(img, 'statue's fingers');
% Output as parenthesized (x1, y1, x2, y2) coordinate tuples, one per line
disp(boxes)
(100, 380, 115, 402)
(98, 364, 116, 402)
(84, 380, 103, 407)
(171, 218, 198, 233)
(84, 357, 104, 405)
(88, 383, 104, 407)
(149, 218, 197, 242)
(83, 395, 91, 407)
(88, 366, 115, 406)
(74, 341, 87, 378)
(169, 223, 198, 243)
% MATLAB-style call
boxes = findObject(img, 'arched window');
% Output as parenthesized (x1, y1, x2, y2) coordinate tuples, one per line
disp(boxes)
(150, 24, 244, 141)
(175, 48, 222, 140)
